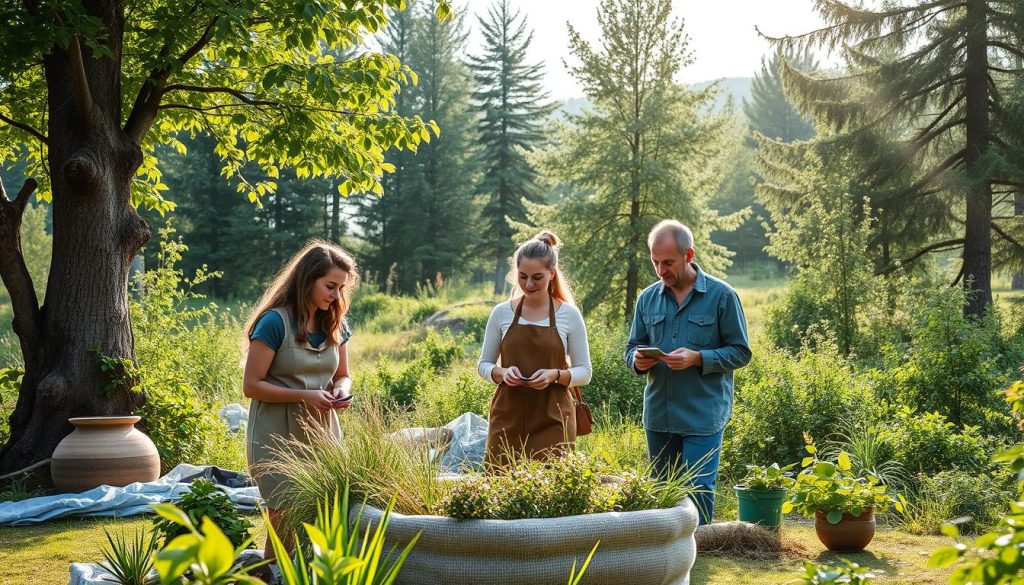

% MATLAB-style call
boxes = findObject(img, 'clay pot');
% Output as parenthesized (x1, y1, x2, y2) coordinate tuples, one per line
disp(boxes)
(814, 508, 875, 552)
(51, 416, 161, 493)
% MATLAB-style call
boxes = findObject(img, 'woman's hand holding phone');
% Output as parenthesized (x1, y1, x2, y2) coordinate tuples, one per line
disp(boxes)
(326, 378, 354, 410)
(502, 366, 530, 387)
(523, 369, 558, 389)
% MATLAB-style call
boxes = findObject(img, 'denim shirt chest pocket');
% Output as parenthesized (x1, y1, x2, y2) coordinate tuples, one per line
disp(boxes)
(686, 314, 716, 347)
(644, 313, 666, 344)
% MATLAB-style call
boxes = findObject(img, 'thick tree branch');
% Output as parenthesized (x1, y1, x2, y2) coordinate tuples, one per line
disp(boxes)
(992, 222, 1024, 253)
(0, 113, 48, 145)
(0, 177, 43, 373)
(124, 15, 219, 143)
(876, 237, 965, 276)
(990, 41, 1024, 60)
(68, 37, 96, 127)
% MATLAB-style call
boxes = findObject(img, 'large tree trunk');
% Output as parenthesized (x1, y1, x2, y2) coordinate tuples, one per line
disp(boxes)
(1013, 191, 1024, 290)
(961, 0, 993, 317)
(0, 7, 151, 473)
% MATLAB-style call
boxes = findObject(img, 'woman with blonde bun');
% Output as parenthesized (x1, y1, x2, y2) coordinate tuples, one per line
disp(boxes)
(477, 231, 593, 468)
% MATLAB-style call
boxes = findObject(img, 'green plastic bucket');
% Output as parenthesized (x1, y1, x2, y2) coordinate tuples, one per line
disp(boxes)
(735, 486, 788, 529)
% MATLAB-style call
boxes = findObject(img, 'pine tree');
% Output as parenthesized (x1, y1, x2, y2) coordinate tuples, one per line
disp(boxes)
(404, 1, 480, 291)
(471, 0, 556, 294)
(743, 49, 816, 145)
(759, 0, 1024, 317)
(533, 0, 745, 320)
(357, 1, 480, 292)
(159, 135, 334, 299)
(357, 6, 423, 288)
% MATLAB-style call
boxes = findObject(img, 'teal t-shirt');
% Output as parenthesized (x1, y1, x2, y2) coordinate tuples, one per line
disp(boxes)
(250, 310, 352, 351)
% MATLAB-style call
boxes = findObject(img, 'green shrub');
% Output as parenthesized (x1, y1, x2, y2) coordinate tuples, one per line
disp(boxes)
(440, 303, 492, 343)
(583, 324, 645, 421)
(792, 560, 875, 584)
(410, 299, 444, 324)
(132, 377, 239, 473)
(152, 478, 252, 549)
(928, 381, 1024, 581)
(900, 469, 1014, 535)
(874, 286, 1017, 434)
(725, 343, 873, 479)
(412, 369, 492, 428)
(576, 411, 648, 470)
(0, 367, 23, 445)
(358, 330, 467, 408)
(416, 329, 465, 370)
(879, 407, 989, 475)
(439, 451, 699, 520)
(346, 291, 394, 326)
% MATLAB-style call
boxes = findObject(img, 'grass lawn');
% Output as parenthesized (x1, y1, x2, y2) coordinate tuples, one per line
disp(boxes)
(692, 522, 954, 584)
(0, 514, 956, 584)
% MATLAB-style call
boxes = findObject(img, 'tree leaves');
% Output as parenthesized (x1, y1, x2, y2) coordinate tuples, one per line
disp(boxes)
(1, 0, 450, 207)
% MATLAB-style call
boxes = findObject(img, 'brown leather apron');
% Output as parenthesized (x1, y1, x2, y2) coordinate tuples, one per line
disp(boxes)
(485, 296, 576, 469)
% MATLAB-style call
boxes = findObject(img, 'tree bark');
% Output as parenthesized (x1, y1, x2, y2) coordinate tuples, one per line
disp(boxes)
(961, 0, 993, 317)
(1013, 190, 1024, 290)
(0, 1, 151, 472)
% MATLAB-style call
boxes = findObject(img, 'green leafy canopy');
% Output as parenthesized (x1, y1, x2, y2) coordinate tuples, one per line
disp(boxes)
(0, 0, 452, 211)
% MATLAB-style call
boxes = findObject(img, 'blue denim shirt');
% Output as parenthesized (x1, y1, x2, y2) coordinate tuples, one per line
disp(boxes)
(624, 264, 752, 435)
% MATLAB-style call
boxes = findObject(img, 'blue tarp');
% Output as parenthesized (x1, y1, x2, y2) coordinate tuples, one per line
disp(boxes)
(0, 463, 260, 526)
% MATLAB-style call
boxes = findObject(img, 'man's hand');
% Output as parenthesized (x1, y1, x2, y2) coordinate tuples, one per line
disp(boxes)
(633, 353, 659, 372)
(660, 347, 702, 371)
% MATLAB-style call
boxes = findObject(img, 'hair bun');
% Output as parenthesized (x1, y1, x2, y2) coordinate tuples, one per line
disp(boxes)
(534, 230, 559, 248)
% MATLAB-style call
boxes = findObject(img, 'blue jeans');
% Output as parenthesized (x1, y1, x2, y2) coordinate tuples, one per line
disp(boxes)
(646, 429, 724, 525)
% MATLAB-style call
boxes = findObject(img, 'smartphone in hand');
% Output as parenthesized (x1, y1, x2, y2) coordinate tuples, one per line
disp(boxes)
(332, 395, 354, 404)
(636, 346, 665, 359)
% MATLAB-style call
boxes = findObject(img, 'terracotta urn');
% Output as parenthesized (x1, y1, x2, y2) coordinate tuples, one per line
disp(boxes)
(814, 508, 875, 552)
(51, 416, 161, 493)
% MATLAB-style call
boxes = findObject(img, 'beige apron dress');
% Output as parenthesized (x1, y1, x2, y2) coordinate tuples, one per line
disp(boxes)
(485, 296, 576, 469)
(246, 307, 341, 508)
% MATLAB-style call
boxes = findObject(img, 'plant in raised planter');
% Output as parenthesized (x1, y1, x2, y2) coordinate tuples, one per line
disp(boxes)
(783, 444, 905, 551)
(734, 462, 796, 529)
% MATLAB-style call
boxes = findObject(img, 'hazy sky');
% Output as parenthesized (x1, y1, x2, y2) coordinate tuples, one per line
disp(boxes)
(465, 0, 833, 100)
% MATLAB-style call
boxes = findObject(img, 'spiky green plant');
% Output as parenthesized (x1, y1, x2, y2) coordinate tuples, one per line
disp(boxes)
(100, 528, 158, 585)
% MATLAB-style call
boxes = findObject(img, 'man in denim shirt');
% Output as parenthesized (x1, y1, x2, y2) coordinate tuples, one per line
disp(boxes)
(625, 220, 752, 524)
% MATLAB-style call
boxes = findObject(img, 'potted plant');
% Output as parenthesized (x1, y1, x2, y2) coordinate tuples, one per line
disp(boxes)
(783, 445, 905, 551)
(734, 462, 796, 529)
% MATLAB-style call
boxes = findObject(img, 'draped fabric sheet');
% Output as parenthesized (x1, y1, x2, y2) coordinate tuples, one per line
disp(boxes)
(0, 463, 259, 526)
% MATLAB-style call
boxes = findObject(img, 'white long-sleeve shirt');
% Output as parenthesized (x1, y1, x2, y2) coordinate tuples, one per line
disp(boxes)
(477, 301, 593, 387)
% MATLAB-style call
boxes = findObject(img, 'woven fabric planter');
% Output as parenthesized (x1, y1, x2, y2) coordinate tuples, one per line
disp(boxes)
(355, 498, 698, 585)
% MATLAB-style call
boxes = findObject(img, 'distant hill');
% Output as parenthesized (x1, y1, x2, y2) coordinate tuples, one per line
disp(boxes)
(556, 76, 753, 118)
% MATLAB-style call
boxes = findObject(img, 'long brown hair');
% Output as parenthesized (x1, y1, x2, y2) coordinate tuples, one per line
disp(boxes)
(245, 240, 359, 347)
(509, 230, 575, 305)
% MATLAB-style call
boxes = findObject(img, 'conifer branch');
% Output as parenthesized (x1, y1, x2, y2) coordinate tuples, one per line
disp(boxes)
(876, 237, 965, 276)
